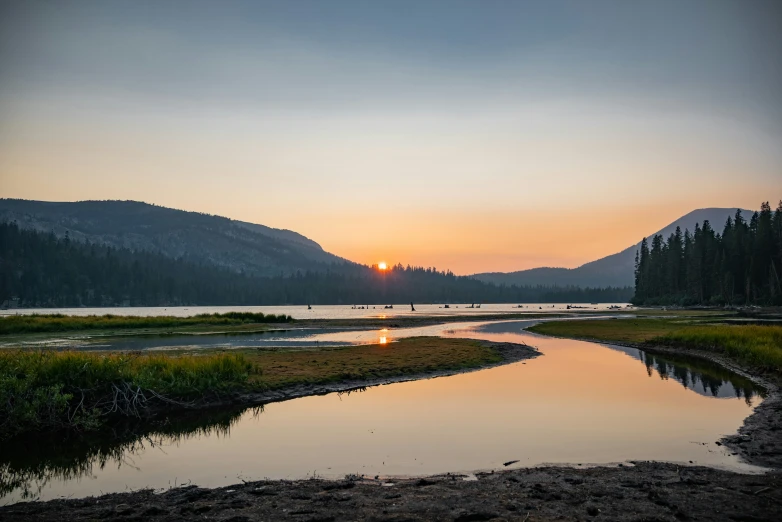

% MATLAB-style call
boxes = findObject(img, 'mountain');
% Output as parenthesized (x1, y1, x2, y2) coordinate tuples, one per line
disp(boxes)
(472, 208, 754, 288)
(1, 222, 634, 307)
(0, 199, 350, 277)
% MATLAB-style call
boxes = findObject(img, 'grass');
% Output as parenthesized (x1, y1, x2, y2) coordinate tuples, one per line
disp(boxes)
(0, 337, 500, 440)
(0, 312, 293, 335)
(654, 325, 782, 370)
(244, 337, 501, 390)
(528, 318, 782, 372)
(0, 350, 257, 440)
(528, 318, 686, 343)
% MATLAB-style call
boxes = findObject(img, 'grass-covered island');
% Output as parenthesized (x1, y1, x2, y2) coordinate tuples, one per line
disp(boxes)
(0, 311, 293, 335)
(527, 318, 782, 373)
(0, 337, 536, 441)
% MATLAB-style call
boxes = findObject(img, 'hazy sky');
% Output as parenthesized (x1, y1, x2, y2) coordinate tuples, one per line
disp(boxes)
(1, 1, 780, 274)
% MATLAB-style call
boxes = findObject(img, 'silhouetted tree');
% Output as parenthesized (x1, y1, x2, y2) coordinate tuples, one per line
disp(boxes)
(632, 200, 782, 305)
(0, 222, 634, 307)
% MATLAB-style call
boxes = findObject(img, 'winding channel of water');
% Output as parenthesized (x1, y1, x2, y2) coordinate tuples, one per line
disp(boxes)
(0, 320, 767, 504)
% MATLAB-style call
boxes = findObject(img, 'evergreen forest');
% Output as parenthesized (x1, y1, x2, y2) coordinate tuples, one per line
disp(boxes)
(633, 201, 782, 306)
(1, 222, 632, 308)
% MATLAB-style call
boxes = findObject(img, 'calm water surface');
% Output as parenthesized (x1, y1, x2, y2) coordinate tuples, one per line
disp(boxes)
(0, 303, 630, 320)
(0, 320, 766, 504)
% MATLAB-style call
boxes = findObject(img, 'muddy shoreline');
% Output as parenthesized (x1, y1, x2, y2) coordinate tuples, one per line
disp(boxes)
(3, 462, 780, 521)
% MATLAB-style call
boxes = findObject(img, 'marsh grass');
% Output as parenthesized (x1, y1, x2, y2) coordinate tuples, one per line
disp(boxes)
(654, 325, 782, 370)
(0, 312, 293, 335)
(529, 318, 782, 372)
(246, 337, 501, 389)
(0, 337, 502, 440)
(527, 318, 696, 343)
(0, 350, 257, 440)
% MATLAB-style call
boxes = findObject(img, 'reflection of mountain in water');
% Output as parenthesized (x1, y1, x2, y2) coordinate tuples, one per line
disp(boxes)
(606, 344, 765, 404)
(0, 406, 260, 501)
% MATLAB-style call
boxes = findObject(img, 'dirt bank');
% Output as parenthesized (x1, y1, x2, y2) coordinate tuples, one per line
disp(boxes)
(3, 462, 779, 521)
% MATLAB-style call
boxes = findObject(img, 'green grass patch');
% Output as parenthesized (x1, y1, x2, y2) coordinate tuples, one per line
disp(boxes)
(654, 325, 782, 370)
(0, 337, 503, 440)
(529, 318, 782, 373)
(0, 350, 257, 440)
(0, 312, 293, 335)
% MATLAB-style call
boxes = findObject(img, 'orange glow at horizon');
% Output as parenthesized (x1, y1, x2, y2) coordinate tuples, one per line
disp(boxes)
(314, 195, 773, 275)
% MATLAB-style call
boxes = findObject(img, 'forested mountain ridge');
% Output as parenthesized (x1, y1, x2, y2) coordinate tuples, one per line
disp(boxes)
(0, 222, 633, 307)
(473, 208, 754, 288)
(633, 201, 782, 305)
(0, 199, 350, 277)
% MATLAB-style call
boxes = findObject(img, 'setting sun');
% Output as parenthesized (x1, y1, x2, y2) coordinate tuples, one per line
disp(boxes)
(378, 262, 387, 270)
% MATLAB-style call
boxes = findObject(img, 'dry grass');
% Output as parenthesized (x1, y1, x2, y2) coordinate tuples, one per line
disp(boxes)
(245, 337, 500, 389)
(528, 318, 684, 343)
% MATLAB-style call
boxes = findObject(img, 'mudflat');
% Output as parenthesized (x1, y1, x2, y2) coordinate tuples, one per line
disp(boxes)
(2, 462, 780, 521)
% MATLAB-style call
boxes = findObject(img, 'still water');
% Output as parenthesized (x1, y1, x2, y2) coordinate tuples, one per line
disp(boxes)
(0, 303, 630, 320)
(0, 320, 765, 504)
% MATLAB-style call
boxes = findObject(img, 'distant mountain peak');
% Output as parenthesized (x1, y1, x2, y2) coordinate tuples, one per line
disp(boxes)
(472, 207, 753, 288)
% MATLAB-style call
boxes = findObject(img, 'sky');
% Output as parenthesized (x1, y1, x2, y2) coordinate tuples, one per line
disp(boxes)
(1, 0, 780, 274)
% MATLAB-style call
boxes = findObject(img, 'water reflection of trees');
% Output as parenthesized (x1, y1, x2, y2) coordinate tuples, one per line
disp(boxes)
(639, 351, 765, 405)
(0, 405, 262, 502)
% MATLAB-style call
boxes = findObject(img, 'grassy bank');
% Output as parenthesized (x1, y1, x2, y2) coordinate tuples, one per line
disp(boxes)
(0, 312, 293, 335)
(0, 350, 256, 440)
(245, 337, 502, 389)
(0, 337, 500, 440)
(528, 319, 782, 372)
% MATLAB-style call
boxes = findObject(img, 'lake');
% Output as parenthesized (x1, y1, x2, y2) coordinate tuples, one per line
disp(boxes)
(0, 319, 765, 504)
(0, 303, 630, 320)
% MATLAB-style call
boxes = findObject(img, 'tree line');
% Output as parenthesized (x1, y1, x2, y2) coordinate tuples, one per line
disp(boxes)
(0, 222, 632, 307)
(633, 201, 782, 306)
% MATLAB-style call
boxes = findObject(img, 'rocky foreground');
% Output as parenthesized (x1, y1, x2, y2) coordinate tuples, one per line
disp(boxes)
(3, 462, 780, 521)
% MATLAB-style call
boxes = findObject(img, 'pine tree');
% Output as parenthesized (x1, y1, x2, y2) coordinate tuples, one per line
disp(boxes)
(631, 201, 781, 305)
(772, 201, 782, 302)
